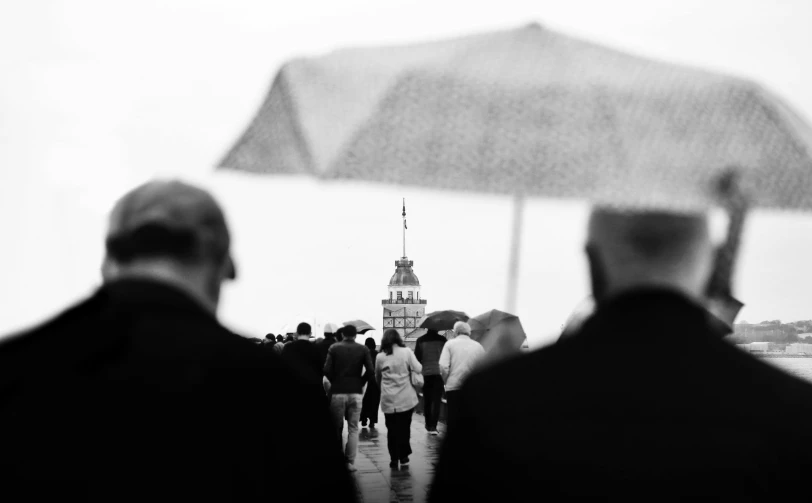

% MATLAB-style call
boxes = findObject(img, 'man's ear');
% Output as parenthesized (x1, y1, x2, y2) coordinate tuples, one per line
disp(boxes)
(585, 244, 607, 303)
(101, 255, 119, 282)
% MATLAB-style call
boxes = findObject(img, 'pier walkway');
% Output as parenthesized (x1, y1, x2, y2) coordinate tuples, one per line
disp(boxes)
(344, 411, 445, 503)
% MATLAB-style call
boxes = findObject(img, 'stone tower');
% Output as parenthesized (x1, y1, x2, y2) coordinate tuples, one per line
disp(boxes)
(382, 200, 427, 341)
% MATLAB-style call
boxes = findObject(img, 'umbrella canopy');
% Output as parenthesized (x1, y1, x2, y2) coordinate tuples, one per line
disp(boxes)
(468, 309, 527, 365)
(406, 328, 427, 340)
(343, 320, 375, 334)
(417, 310, 470, 331)
(220, 22, 812, 212)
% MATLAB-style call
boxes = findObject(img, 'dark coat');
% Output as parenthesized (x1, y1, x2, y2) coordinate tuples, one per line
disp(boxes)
(317, 335, 337, 368)
(282, 338, 325, 385)
(430, 289, 812, 501)
(415, 331, 446, 376)
(0, 279, 355, 502)
(361, 348, 381, 423)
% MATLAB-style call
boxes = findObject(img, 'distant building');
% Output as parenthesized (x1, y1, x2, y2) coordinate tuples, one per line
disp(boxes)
(382, 257, 427, 341)
(382, 200, 427, 346)
(738, 341, 769, 352)
(786, 343, 812, 354)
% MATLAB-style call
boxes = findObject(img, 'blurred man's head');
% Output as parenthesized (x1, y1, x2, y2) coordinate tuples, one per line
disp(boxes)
(586, 208, 714, 304)
(297, 322, 312, 339)
(343, 325, 358, 341)
(102, 180, 236, 313)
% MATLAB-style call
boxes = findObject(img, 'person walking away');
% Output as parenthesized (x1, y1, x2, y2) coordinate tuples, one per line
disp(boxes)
(360, 337, 381, 428)
(430, 208, 812, 502)
(324, 324, 374, 472)
(0, 180, 355, 502)
(438, 321, 484, 432)
(415, 328, 447, 435)
(317, 324, 339, 367)
(318, 326, 339, 401)
(282, 322, 324, 387)
(273, 334, 285, 354)
(375, 329, 422, 469)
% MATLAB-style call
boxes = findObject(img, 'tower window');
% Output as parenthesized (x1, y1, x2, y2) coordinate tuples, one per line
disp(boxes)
(390, 291, 393, 300)
(408, 291, 414, 300)
(397, 291, 403, 300)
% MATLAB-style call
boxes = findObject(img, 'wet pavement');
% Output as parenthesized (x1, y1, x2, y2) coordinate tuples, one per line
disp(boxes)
(343, 412, 445, 503)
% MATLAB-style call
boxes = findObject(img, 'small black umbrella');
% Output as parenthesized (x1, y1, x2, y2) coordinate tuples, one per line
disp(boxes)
(417, 310, 469, 332)
(343, 320, 375, 334)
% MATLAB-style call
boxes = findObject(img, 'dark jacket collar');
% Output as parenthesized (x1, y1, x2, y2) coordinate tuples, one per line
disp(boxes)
(418, 331, 447, 342)
(98, 278, 216, 321)
(576, 288, 720, 344)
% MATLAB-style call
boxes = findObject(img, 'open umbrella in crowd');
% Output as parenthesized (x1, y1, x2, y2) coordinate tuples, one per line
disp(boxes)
(343, 320, 375, 334)
(417, 310, 469, 332)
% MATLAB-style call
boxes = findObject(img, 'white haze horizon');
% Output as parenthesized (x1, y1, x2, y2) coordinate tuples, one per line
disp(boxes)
(3, 0, 812, 348)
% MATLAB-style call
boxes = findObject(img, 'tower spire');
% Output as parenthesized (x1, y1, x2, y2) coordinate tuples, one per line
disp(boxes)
(402, 198, 407, 258)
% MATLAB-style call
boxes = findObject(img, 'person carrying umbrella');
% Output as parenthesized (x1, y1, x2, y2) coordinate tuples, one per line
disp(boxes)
(430, 208, 812, 501)
(414, 328, 447, 435)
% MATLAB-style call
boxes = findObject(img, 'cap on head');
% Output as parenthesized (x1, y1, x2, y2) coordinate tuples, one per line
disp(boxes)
(453, 321, 471, 335)
(105, 180, 236, 279)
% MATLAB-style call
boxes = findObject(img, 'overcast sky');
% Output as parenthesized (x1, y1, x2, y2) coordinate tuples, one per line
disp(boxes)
(2, 0, 812, 347)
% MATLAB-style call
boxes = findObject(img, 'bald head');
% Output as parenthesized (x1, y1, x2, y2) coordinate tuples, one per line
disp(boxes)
(102, 179, 236, 313)
(586, 208, 715, 303)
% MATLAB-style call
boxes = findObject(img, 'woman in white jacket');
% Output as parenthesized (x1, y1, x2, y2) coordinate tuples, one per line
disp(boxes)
(375, 329, 422, 469)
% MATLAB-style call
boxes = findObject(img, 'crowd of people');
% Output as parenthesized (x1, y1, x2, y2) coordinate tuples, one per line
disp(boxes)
(264, 315, 485, 472)
(3, 179, 812, 501)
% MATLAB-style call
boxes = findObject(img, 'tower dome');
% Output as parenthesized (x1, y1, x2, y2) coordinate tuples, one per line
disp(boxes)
(389, 258, 420, 286)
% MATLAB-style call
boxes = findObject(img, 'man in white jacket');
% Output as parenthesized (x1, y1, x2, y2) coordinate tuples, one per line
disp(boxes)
(439, 321, 485, 432)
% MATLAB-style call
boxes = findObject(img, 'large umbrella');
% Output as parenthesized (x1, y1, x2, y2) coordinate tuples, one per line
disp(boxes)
(343, 320, 375, 334)
(417, 310, 469, 331)
(220, 23, 812, 313)
(468, 309, 527, 364)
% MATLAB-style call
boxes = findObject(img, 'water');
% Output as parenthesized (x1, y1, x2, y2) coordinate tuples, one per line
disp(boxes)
(761, 357, 812, 383)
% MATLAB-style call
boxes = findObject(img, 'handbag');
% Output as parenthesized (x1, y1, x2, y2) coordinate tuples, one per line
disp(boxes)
(409, 362, 424, 390)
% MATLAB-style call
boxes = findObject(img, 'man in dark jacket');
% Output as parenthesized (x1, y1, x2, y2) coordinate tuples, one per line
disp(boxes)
(324, 324, 374, 472)
(0, 180, 356, 502)
(415, 329, 446, 435)
(430, 208, 812, 501)
(282, 322, 324, 386)
(317, 324, 339, 367)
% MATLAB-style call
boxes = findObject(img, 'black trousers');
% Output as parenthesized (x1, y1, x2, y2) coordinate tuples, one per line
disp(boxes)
(422, 375, 445, 430)
(445, 390, 461, 434)
(384, 408, 414, 463)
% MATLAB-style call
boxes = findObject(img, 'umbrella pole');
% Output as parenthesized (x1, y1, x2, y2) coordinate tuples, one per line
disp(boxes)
(506, 195, 525, 313)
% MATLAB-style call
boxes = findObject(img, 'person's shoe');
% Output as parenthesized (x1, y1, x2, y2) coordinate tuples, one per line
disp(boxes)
(399, 458, 409, 467)
(389, 460, 398, 468)
(347, 463, 358, 472)
(361, 419, 368, 427)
